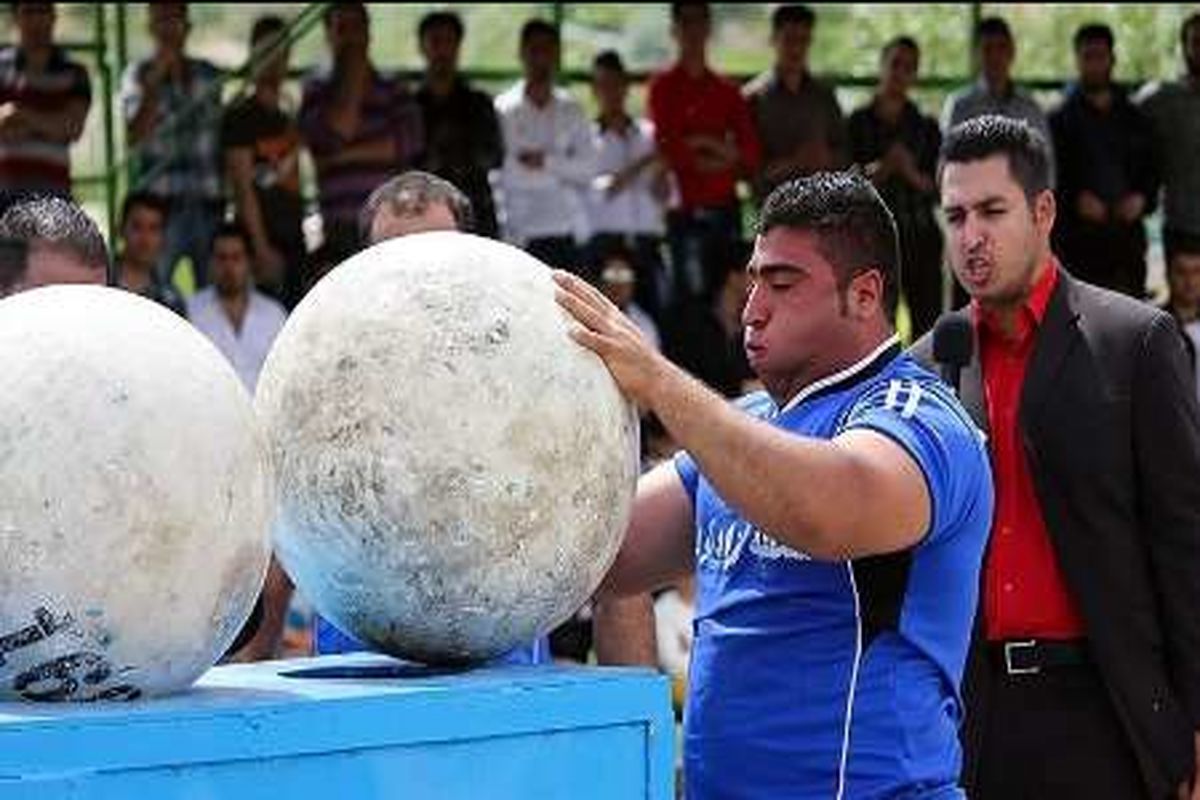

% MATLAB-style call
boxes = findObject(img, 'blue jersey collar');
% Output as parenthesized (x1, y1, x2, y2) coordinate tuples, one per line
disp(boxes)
(778, 334, 902, 415)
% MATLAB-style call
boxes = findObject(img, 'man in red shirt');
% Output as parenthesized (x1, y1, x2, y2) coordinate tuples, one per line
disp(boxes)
(647, 1, 759, 307)
(928, 114, 1200, 799)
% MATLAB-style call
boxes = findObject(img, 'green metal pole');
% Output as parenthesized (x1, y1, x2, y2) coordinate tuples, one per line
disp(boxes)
(95, 4, 118, 248)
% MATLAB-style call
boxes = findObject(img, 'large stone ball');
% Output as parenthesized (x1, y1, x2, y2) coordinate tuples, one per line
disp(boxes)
(0, 286, 273, 700)
(255, 232, 639, 664)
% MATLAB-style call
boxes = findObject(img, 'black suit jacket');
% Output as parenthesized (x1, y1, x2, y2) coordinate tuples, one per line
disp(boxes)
(914, 270, 1200, 798)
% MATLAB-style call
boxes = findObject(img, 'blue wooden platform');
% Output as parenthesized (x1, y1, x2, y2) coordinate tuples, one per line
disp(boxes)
(0, 653, 675, 799)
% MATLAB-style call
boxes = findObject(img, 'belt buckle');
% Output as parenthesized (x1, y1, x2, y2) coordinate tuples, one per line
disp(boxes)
(1004, 640, 1040, 676)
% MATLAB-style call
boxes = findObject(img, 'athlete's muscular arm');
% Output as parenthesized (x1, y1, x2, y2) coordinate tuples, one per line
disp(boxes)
(554, 271, 930, 561)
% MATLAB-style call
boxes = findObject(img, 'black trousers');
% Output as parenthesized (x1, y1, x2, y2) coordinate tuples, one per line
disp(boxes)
(973, 660, 1149, 799)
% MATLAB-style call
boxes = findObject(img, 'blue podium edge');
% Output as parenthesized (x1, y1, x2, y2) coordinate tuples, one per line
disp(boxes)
(0, 654, 675, 800)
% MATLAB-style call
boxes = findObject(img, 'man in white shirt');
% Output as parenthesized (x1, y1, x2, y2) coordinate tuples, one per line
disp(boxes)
(187, 223, 287, 394)
(587, 49, 669, 319)
(493, 19, 595, 274)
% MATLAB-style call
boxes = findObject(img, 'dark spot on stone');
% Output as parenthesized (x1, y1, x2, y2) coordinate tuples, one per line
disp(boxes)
(336, 355, 357, 372)
(486, 320, 510, 346)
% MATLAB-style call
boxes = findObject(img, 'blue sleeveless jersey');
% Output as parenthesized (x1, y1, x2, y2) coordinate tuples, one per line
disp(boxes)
(676, 342, 993, 799)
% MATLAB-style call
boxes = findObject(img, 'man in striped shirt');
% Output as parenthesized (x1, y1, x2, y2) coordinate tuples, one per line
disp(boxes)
(300, 3, 424, 268)
(0, 2, 90, 210)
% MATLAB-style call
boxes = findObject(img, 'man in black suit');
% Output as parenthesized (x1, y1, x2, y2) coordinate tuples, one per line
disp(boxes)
(920, 115, 1200, 799)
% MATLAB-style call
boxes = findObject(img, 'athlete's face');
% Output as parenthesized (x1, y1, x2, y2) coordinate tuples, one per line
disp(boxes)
(743, 227, 877, 401)
(941, 154, 1055, 310)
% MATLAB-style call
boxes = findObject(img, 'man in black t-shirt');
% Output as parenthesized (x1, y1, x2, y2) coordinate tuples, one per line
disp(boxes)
(221, 16, 307, 308)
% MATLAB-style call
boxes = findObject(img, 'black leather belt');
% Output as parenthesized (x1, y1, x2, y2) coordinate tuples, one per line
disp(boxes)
(987, 639, 1090, 676)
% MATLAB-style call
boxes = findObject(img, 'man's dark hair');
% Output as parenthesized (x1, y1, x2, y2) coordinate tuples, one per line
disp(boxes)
(1182, 12, 1200, 48)
(520, 18, 558, 48)
(974, 16, 1013, 45)
(772, 5, 815, 34)
(358, 170, 474, 242)
(120, 190, 168, 229)
(1073, 22, 1114, 52)
(939, 115, 1052, 203)
(0, 196, 109, 289)
(211, 220, 254, 256)
(670, 2, 710, 24)
(882, 35, 919, 61)
(323, 2, 366, 27)
(251, 15, 286, 46)
(757, 171, 901, 320)
(593, 49, 625, 75)
(418, 10, 464, 42)
(1165, 229, 1200, 269)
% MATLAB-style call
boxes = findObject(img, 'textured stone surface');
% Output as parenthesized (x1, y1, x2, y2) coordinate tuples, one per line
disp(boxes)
(255, 232, 639, 664)
(0, 286, 273, 700)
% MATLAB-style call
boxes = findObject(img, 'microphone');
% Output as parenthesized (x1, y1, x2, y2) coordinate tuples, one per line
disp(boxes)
(932, 315, 974, 394)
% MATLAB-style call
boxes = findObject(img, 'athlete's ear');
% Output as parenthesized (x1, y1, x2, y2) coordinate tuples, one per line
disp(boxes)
(846, 268, 884, 321)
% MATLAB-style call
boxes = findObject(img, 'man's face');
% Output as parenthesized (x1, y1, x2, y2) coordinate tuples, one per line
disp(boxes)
(253, 33, 290, 86)
(369, 200, 458, 243)
(1184, 19, 1200, 77)
(327, 6, 369, 60)
(591, 66, 628, 116)
(599, 260, 636, 310)
(520, 32, 558, 84)
(121, 205, 164, 270)
(940, 154, 1054, 307)
(16, 242, 103, 292)
(15, 3, 55, 51)
(742, 228, 863, 395)
(420, 24, 461, 79)
(1076, 39, 1114, 92)
(149, 4, 189, 54)
(772, 21, 813, 75)
(210, 236, 250, 298)
(978, 33, 1014, 86)
(672, 7, 711, 56)
(880, 43, 918, 96)
(1168, 253, 1200, 310)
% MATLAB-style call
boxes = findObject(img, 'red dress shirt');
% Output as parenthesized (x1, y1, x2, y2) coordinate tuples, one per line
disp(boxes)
(646, 63, 761, 210)
(977, 260, 1086, 641)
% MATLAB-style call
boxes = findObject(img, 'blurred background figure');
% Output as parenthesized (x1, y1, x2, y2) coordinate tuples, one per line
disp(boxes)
(597, 242, 660, 351)
(415, 10, 502, 239)
(114, 190, 185, 316)
(186, 223, 286, 394)
(850, 36, 943, 338)
(222, 15, 307, 310)
(493, 19, 595, 274)
(745, 4, 845, 201)
(1051, 23, 1157, 299)
(300, 2, 424, 266)
(649, 1, 759, 306)
(587, 49, 669, 317)
(122, 2, 222, 289)
(0, 2, 91, 212)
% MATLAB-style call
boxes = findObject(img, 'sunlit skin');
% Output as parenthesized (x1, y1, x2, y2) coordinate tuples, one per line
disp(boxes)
(1168, 253, 1200, 323)
(940, 155, 1056, 332)
(211, 235, 251, 300)
(368, 200, 457, 244)
(743, 227, 889, 405)
(16, 244, 104, 292)
(120, 205, 165, 274)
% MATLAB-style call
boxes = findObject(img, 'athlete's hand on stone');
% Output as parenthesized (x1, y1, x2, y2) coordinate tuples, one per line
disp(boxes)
(553, 269, 671, 409)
